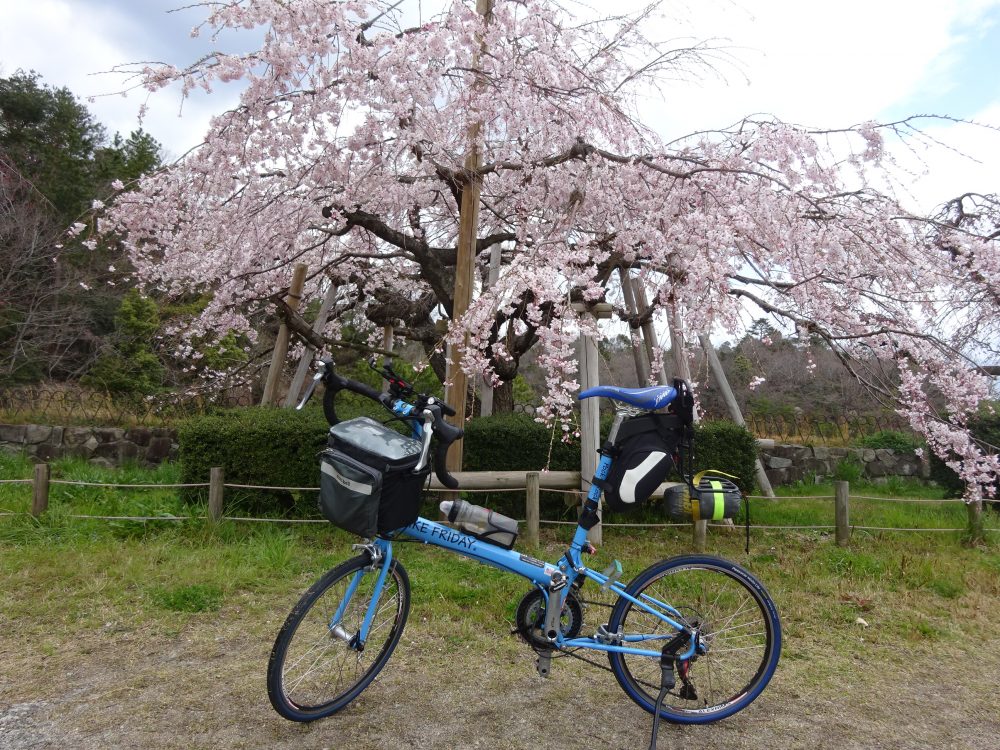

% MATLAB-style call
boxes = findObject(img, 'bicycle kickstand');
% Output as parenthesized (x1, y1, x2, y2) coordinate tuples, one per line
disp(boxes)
(649, 634, 688, 750)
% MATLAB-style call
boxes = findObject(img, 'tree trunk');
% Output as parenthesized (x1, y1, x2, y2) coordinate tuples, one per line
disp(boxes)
(492, 380, 514, 413)
(965, 499, 985, 545)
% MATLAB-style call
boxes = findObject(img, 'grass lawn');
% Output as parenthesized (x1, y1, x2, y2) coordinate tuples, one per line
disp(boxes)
(2, 454, 999, 748)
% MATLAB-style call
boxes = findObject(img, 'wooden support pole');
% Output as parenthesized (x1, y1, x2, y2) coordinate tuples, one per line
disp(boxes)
(667, 302, 692, 383)
(525, 471, 540, 548)
(31, 462, 50, 517)
(835, 480, 850, 546)
(479, 244, 502, 417)
(698, 333, 775, 498)
(633, 280, 667, 385)
(666, 304, 707, 548)
(284, 281, 338, 408)
(578, 330, 602, 545)
(618, 269, 651, 385)
(381, 326, 395, 391)
(444, 0, 493, 473)
(263, 263, 308, 405)
(209, 467, 225, 523)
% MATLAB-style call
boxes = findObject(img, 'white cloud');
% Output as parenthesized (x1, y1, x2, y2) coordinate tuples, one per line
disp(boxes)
(0, 0, 240, 160)
(637, 0, 1000, 134)
(2, 0, 997, 197)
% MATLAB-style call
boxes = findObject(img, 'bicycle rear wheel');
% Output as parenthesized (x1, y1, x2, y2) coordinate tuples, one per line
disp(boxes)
(607, 554, 780, 724)
(267, 553, 410, 722)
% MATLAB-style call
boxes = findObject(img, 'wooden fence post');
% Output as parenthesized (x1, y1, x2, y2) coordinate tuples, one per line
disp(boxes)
(835, 480, 850, 546)
(209, 467, 225, 522)
(525, 471, 540, 547)
(693, 519, 707, 552)
(31, 462, 50, 517)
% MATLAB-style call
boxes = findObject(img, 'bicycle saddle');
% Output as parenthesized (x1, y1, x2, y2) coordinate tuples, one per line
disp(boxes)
(578, 385, 677, 410)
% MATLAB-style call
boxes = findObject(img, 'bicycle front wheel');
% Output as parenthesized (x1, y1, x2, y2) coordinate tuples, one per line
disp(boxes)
(267, 553, 410, 722)
(607, 555, 780, 724)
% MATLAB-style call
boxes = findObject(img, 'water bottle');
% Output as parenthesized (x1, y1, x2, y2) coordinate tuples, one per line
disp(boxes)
(439, 499, 519, 549)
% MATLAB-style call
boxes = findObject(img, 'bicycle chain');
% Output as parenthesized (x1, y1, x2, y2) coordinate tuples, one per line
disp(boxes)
(524, 597, 675, 693)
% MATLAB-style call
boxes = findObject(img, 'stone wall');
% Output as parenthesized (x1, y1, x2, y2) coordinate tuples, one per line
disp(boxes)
(1, 420, 927, 483)
(0, 424, 178, 468)
(760, 444, 928, 486)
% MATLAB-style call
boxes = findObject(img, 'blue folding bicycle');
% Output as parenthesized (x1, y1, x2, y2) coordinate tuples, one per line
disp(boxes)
(266, 359, 781, 735)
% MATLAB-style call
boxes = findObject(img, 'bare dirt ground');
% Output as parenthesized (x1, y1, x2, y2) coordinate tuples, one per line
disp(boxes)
(2, 589, 999, 750)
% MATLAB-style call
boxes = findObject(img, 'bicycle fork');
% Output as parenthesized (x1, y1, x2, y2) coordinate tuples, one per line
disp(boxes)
(328, 541, 395, 652)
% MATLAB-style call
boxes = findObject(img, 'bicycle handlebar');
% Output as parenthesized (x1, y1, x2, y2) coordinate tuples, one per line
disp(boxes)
(314, 359, 462, 489)
(321, 369, 392, 425)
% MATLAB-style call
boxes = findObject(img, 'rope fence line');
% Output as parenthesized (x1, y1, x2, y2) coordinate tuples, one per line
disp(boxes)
(4, 467, 997, 544)
(0, 509, 996, 535)
(49, 480, 210, 489)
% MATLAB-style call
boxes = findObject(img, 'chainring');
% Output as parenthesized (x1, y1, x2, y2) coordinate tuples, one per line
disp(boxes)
(514, 588, 584, 650)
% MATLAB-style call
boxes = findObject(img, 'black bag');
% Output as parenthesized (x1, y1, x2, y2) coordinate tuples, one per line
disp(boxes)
(602, 413, 682, 513)
(319, 417, 429, 537)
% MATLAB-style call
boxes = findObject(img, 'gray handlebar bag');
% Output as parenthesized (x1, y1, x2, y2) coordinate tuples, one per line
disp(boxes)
(320, 417, 429, 537)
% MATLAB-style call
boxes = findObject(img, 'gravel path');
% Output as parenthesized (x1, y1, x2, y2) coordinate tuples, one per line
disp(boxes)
(2, 599, 998, 750)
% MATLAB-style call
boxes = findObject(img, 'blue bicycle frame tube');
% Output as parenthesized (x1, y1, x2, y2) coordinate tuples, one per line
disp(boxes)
(400, 517, 560, 586)
(355, 542, 395, 647)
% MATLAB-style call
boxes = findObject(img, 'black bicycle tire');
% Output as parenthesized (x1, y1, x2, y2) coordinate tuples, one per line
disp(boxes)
(267, 553, 410, 722)
(607, 554, 781, 725)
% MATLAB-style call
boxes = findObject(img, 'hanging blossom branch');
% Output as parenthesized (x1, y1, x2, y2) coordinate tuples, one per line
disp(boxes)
(90, 0, 999, 499)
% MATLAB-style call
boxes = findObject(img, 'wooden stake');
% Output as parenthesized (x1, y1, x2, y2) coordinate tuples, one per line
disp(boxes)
(698, 333, 775, 498)
(578, 330, 602, 545)
(31, 462, 49, 517)
(284, 281, 338, 408)
(209, 467, 225, 522)
(262, 263, 308, 405)
(525, 471, 540, 548)
(835, 481, 851, 546)
(633, 281, 667, 385)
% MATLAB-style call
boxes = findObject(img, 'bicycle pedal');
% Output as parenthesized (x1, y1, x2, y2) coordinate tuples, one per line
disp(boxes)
(600, 560, 622, 589)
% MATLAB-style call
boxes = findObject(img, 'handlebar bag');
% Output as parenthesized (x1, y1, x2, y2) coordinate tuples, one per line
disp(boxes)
(320, 417, 429, 537)
(602, 414, 682, 513)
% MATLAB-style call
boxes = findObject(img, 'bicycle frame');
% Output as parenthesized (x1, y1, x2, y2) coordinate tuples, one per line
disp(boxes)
(343, 518, 698, 662)
(335, 392, 699, 662)
(273, 369, 778, 729)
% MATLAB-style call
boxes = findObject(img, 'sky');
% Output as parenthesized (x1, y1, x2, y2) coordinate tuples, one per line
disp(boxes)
(1, 0, 999, 213)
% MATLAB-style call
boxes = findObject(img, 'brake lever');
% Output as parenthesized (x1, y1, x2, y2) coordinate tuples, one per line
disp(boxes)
(296, 370, 324, 410)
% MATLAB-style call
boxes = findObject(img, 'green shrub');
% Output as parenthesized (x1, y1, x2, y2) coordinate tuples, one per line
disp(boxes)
(178, 405, 330, 512)
(462, 413, 579, 518)
(463, 414, 758, 517)
(463, 413, 579, 472)
(686, 421, 758, 495)
(833, 457, 864, 483)
(856, 430, 922, 452)
(177, 403, 758, 520)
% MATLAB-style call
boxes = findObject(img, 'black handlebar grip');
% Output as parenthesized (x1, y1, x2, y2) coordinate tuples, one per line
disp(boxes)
(431, 417, 463, 489)
(322, 383, 341, 426)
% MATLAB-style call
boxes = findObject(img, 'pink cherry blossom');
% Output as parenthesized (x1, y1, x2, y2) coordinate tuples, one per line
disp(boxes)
(93, 0, 999, 500)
